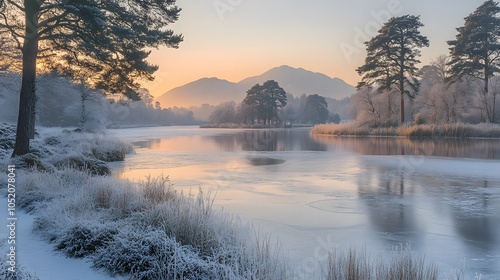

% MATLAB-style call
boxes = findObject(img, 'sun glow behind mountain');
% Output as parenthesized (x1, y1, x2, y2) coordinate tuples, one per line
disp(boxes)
(143, 0, 486, 99)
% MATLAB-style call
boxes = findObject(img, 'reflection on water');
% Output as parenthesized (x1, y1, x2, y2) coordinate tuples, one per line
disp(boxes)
(355, 161, 500, 276)
(115, 127, 500, 278)
(314, 135, 500, 159)
(134, 128, 500, 159)
(247, 157, 286, 166)
(134, 129, 328, 152)
(357, 171, 420, 245)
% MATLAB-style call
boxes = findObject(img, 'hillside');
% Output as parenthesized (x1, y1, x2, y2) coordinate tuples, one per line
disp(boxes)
(155, 77, 243, 108)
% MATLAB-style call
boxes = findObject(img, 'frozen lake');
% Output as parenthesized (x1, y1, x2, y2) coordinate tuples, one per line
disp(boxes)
(110, 126, 500, 279)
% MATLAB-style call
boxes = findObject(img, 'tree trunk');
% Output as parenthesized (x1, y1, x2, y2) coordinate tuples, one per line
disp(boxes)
(388, 92, 392, 119)
(399, 76, 405, 124)
(484, 60, 492, 123)
(80, 79, 87, 130)
(12, 1, 40, 157)
(399, 40, 406, 124)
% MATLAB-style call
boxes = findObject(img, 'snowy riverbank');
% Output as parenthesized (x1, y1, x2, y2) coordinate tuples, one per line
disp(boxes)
(0, 124, 288, 279)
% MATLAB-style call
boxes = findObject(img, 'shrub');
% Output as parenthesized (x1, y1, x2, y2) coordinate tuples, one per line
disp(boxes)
(93, 229, 219, 280)
(12, 153, 51, 172)
(54, 156, 111, 176)
(90, 136, 134, 162)
(56, 226, 117, 258)
(0, 123, 16, 152)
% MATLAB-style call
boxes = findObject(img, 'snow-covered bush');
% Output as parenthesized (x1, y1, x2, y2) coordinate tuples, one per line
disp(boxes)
(93, 229, 220, 280)
(53, 156, 111, 176)
(13, 170, 289, 280)
(56, 225, 118, 258)
(11, 153, 51, 172)
(0, 263, 39, 280)
(90, 136, 133, 162)
(0, 122, 16, 158)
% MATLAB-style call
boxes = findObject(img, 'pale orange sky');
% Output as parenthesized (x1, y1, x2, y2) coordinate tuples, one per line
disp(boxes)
(143, 0, 486, 98)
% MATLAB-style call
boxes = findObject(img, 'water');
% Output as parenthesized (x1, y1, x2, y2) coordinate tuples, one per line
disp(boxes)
(110, 126, 500, 279)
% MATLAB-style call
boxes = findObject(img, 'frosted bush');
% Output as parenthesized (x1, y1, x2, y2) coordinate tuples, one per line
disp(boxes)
(90, 136, 133, 162)
(13, 170, 289, 280)
(93, 229, 220, 280)
(53, 156, 111, 176)
(56, 225, 118, 258)
(0, 123, 16, 157)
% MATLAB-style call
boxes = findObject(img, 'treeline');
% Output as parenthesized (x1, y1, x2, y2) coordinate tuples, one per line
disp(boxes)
(353, 0, 500, 126)
(207, 80, 341, 126)
(0, 73, 196, 130)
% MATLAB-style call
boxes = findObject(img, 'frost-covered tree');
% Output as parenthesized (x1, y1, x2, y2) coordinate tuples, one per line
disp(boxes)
(0, 0, 183, 156)
(416, 59, 476, 124)
(208, 102, 237, 124)
(357, 15, 429, 124)
(448, 0, 500, 122)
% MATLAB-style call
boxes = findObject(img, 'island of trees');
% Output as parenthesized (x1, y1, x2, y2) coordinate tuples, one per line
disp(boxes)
(206, 80, 340, 128)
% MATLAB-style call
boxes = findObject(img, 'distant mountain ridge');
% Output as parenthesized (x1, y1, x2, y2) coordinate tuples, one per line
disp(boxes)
(156, 65, 355, 108)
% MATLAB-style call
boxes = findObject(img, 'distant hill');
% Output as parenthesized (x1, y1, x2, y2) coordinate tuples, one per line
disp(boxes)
(155, 77, 243, 108)
(156, 65, 355, 108)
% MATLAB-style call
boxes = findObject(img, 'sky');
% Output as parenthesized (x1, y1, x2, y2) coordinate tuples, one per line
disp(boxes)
(144, 0, 487, 98)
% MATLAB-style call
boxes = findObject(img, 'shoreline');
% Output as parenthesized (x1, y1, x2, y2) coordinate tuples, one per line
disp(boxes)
(200, 123, 314, 129)
(311, 122, 500, 139)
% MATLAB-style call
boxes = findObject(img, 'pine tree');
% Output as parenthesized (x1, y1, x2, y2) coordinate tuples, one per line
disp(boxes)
(0, 0, 182, 156)
(357, 15, 429, 124)
(302, 94, 329, 124)
(243, 80, 287, 125)
(447, 0, 500, 122)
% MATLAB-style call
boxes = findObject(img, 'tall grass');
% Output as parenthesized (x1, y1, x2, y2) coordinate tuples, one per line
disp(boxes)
(312, 122, 500, 138)
(312, 122, 373, 136)
(13, 169, 289, 280)
(326, 247, 439, 280)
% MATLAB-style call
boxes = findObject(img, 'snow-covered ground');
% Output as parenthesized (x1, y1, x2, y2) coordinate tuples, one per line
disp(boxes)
(0, 211, 125, 280)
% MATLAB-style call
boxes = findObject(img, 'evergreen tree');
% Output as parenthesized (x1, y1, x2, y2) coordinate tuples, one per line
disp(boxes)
(243, 80, 287, 125)
(302, 94, 329, 124)
(447, 0, 500, 122)
(0, 0, 182, 156)
(357, 15, 429, 123)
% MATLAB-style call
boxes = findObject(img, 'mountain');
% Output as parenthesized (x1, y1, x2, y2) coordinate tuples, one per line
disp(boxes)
(156, 66, 355, 108)
(239, 65, 354, 100)
(156, 77, 243, 108)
